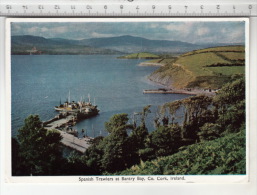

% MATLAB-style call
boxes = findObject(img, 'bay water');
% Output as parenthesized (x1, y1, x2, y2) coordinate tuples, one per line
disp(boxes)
(11, 55, 189, 138)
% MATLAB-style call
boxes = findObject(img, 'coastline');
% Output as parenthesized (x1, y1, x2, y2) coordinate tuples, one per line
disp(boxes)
(146, 75, 217, 96)
(139, 62, 165, 66)
(143, 88, 217, 96)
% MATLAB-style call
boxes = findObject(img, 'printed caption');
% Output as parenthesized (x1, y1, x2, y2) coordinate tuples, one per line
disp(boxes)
(79, 176, 186, 182)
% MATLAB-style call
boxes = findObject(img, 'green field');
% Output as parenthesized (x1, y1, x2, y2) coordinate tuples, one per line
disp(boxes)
(182, 45, 245, 57)
(176, 52, 232, 76)
(218, 52, 245, 61)
(149, 45, 245, 89)
(118, 52, 160, 59)
(208, 66, 245, 76)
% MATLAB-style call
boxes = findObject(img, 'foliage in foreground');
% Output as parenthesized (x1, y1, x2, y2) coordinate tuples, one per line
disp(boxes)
(12, 115, 95, 176)
(117, 129, 245, 175)
(12, 77, 246, 176)
(12, 115, 65, 175)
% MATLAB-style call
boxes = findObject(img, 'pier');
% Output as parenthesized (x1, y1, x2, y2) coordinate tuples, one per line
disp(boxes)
(56, 130, 91, 153)
(42, 96, 100, 153)
(143, 88, 217, 96)
(44, 114, 93, 153)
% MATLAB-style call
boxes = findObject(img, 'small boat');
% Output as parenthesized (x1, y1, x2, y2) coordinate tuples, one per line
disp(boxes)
(54, 93, 99, 120)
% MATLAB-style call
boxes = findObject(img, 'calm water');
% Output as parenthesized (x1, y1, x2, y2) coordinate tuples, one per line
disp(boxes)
(11, 55, 189, 137)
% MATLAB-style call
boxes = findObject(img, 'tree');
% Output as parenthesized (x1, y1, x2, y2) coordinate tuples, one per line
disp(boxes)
(140, 105, 151, 128)
(105, 113, 132, 134)
(65, 151, 93, 175)
(214, 77, 245, 133)
(160, 100, 181, 125)
(101, 114, 134, 172)
(150, 124, 182, 157)
(131, 125, 148, 149)
(17, 115, 64, 175)
(85, 136, 104, 174)
(100, 133, 130, 172)
(198, 123, 222, 141)
(214, 77, 245, 106)
(130, 106, 150, 153)
(12, 138, 27, 176)
(160, 95, 214, 140)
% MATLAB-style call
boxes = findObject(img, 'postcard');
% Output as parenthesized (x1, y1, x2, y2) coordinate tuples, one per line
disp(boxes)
(4, 18, 250, 183)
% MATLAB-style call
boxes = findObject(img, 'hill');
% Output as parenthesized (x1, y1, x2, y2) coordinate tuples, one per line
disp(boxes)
(11, 35, 226, 55)
(79, 35, 202, 53)
(11, 35, 122, 55)
(118, 52, 160, 59)
(11, 35, 245, 56)
(149, 45, 245, 89)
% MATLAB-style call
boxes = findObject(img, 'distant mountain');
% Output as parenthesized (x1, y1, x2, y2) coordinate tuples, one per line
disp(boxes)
(48, 38, 79, 45)
(12, 35, 61, 46)
(11, 35, 123, 55)
(78, 35, 202, 53)
(11, 35, 243, 55)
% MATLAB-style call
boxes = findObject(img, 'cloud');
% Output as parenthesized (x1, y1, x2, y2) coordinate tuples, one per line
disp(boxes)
(27, 27, 41, 34)
(196, 27, 210, 36)
(149, 23, 159, 28)
(52, 26, 68, 33)
(11, 23, 21, 31)
(155, 22, 201, 41)
(164, 23, 189, 31)
(11, 21, 245, 44)
(228, 29, 245, 43)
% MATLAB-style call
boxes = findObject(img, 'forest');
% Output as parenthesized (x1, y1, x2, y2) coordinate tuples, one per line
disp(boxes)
(12, 76, 245, 176)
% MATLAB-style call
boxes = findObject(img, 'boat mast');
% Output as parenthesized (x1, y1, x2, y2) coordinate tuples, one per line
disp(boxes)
(88, 94, 91, 103)
(68, 90, 71, 103)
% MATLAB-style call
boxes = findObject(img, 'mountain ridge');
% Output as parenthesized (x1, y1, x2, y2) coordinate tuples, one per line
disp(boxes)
(11, 35, 244, 55)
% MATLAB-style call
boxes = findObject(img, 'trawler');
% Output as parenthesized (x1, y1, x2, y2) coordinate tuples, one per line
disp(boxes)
(54, 93, 99, 120)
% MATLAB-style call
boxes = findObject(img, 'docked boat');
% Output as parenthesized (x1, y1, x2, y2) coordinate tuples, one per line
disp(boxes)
(54, 93, 99, 120)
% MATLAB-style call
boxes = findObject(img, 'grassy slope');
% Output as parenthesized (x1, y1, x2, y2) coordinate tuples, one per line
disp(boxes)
(118, 52, 160, 59)
(117, 130, 245, 175)
(182, 45, 245, 56)
(149, 46, 245, 89)
(141, 58, 177, 65)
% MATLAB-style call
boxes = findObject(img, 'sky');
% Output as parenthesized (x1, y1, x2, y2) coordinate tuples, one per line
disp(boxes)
(11, 21, 246, 44)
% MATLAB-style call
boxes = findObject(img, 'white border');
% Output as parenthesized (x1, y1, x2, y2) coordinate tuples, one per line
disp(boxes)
(0, 16, 7, 195)
(2, 17, 254, 188)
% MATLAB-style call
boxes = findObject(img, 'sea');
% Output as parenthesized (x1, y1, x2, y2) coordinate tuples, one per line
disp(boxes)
(11, 55, 190, 138)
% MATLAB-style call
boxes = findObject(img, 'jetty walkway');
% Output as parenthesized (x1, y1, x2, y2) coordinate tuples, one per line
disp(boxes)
(56, 130, 91, 153)
(44, 114, 92, 153)
(143, 88, 217, 96)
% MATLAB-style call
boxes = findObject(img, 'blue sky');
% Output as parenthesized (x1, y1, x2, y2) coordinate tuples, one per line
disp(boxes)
(11, 21, 245, 44)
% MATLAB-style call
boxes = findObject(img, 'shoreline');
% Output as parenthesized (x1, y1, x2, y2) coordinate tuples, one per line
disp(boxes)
(143, 88, 217, 96)
(139, 62, 165, 66)
(146, 76, 217, 96)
